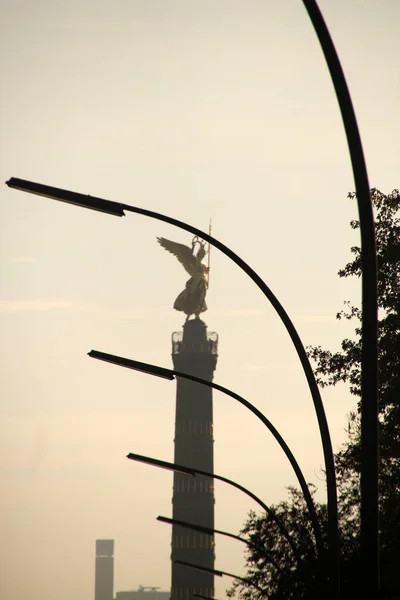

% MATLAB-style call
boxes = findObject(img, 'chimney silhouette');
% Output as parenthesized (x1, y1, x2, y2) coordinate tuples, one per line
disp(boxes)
(95, 539, 114, 600)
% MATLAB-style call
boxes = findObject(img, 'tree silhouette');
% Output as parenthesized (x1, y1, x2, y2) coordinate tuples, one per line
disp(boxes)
(229, 188, 400, 599)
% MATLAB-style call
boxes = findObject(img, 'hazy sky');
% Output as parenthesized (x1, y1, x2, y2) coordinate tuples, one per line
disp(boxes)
(1, 1, 399, 599)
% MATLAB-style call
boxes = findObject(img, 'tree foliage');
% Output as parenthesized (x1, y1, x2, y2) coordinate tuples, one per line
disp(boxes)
(229, 189, 400, 599)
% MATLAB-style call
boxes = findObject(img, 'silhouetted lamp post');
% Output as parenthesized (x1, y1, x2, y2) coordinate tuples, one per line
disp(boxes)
(157, 515, 250, 548)
(5, 176, 337, 589)
(302, 2, 378, 594)
(175, 560, 267, 594)
(157, 516, 285, 577)
(126, 452, 302, 565)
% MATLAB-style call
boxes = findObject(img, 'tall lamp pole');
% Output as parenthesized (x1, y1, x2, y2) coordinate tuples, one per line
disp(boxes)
(175, 560, 268, 595)
(157, 515, 252, 548)
(5, 175, 337, 590)
(302, 3, 378, 595)
(157, 516, 285, 577)
(126, 452, 302, 566)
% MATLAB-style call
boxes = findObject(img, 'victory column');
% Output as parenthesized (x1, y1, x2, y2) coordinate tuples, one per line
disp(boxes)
(158, 236, 218, 600)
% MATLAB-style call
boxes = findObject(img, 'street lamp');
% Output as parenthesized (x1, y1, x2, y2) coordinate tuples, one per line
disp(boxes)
(157, 516, 285, 577)
(175, 560, 267, 595)
(157, 515, 250, 547)
(6, 174, 337, 585)
(5, 178, 126, 217)
(6, 176, 338, 542)
(302, 2, 378, 593)
(90, 350, 321, 560)
(126, 452, 302, 566)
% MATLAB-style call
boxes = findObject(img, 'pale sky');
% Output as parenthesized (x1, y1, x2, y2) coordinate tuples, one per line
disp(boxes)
(0, 1, 399, 599)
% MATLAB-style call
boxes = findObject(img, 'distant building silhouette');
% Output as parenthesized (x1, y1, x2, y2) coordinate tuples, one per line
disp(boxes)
(171, 318, 218, 599)
(95, 539, 114, 600)
(116, 586, 169, 600)
(94, 541, 169, 600)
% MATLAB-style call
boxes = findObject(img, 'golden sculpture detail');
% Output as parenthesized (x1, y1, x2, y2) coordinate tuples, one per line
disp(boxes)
(157, 236, 209, 320)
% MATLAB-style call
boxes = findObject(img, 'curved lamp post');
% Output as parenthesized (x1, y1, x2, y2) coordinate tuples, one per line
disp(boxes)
(158, 515, 249, 547)
(89, 349, 322, 560)
(4, 177, 338, 553)
(175, 560, 268, 595)
(5, 176, 337, 555)
(5, 179, 334, 591)
(4, 179, 337, 588)
(157, 516, 285, 577)
(126, 452, 302, 565)
(302, 3, 378, 593)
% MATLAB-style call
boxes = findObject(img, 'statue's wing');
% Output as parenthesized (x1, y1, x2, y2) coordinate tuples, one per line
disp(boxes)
(157, 237, 198, 275)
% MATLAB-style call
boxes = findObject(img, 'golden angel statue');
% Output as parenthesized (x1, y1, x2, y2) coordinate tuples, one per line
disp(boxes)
(157, 236, 209, 320)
